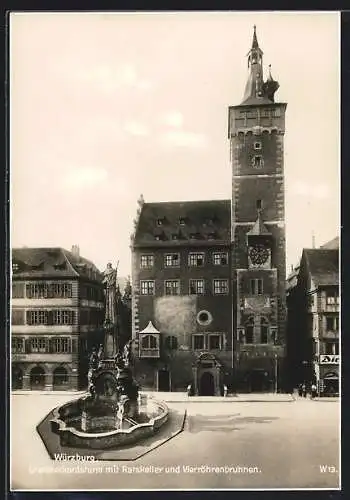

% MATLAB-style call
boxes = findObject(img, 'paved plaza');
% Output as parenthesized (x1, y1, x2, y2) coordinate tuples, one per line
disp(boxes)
(11, 393, 340, 490)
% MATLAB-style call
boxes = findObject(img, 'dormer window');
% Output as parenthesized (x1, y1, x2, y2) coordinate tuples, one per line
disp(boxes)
(256, 199, 263, 210)
(153, 227, 165, 241)
(156, 218, 163, 226)
(179, 218, 186, 226)
(254, 142, 262, 150)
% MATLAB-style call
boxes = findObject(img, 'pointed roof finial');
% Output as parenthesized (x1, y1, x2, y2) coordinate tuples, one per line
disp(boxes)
(267, 64, 273, 81)
(252, 25, 259, 49)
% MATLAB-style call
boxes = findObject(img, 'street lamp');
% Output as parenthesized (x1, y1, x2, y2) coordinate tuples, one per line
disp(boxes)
(274, 354, 278, 394)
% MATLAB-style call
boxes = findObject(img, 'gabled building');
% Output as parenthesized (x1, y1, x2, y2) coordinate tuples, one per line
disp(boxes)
(286, 241, 339, 395)
(130, 26, 288, 394)
(11, 246, 105, 391)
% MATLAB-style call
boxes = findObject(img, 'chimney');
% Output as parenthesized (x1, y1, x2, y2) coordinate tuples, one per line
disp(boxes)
(71, 245, 80, 257)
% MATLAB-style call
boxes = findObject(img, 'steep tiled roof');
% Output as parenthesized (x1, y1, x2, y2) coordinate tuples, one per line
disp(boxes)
(12, 247, 103, 281)
(304, 248, 339, 287)
(134, 200, 231, 246)
(321, 236, 339, 250)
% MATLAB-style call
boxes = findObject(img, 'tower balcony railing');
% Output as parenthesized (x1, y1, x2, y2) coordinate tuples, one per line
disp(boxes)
(139, 347, 160, 358)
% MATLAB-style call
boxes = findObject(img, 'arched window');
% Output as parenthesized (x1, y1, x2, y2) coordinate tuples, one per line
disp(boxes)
(245, 316, 254, 344)
(141, 335, 158, 349)
(53, 366, 69, 388)
(261, 317, 269, 344)
(30, 366, 45, 390)
(165, 336, 178, 350)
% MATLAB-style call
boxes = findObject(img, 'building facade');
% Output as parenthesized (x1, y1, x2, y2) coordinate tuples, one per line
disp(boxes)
(11, 246, 105, 391)
(286, 242, 339, 395)
(131, 27, 287, 394)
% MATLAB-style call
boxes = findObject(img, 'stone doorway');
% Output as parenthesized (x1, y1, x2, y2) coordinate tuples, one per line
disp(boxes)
(249, 369, 269, 392)
(192, 352, 222, 396)
(158, 369, 170, 392)
(199, 371, 215, 396)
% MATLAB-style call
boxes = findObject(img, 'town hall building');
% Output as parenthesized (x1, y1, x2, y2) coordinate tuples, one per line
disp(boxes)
(131, 27, 287, 394)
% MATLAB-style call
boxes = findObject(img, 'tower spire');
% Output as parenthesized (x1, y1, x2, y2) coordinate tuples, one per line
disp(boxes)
(251, 24, 259, 49)
(242, 26, 265, 104)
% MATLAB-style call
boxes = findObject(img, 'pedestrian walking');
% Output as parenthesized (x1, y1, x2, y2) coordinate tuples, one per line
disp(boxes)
(298, 384, 303, 397)
(302, 383, 307, 398)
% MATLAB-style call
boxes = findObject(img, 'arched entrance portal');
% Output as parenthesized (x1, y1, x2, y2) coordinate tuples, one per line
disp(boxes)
(53, 366, 69, 390)
(200, 371, 215, 396)
(30, 366, 46, 390)
(12, 366, 23, 390)
(192, 352, 222, 396)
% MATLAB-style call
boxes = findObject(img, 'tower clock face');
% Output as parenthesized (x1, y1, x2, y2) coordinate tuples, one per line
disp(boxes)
(249, 244, 270, 265)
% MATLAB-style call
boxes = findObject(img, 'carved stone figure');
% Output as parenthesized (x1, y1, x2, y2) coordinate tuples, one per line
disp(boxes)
(103, 262, 118, 325)
(123, 340, 133, 367)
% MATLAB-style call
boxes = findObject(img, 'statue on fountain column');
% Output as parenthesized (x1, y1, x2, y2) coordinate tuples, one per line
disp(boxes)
(102, 262, 119, 357)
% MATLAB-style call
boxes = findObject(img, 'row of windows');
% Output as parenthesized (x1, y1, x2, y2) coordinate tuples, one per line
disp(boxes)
(239, 108, 281, 118)
(326, 292, 340, 305)
(140, 252, 228, 269)
(12, 309, 76, 326)
(12, 336, 76, 354)
(323, 341, 339, 356)
(140, 279, 230, 296)
(139, 333, 224, 351)
(12, 282, 104, 301)
(12, 283, 73, 299)
(140, 278, 264, 296)
(155, 216, 218, 228)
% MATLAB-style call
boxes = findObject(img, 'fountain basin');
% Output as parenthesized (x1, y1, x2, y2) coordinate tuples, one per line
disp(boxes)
(50, 395, 169, 449)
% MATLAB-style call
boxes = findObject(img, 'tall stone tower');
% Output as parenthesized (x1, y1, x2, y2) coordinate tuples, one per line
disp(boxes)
(228, 26, 287, 392)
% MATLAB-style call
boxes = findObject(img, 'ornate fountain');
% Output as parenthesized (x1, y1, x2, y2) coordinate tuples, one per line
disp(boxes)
(48, 262, 168, 450)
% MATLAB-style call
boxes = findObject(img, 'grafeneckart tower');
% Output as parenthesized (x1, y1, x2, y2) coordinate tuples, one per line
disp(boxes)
(228, 26, 287, 391)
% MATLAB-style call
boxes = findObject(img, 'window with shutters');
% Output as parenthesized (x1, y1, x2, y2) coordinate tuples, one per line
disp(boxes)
(164, 280, 180, 296)
(12, 337, 25, 353)
(26, 310, 48, 325)
(165, 336, 178, 350)
(29, 337, 47, 353)
(213, 279, 229, 295)
(51, 337, 70, 353)
(52, 310, 75, 325)
(12, 283, 25, 298)
(261, 317, 269, 344)
(140, 280, 155, 295)
(189, 279, 205, 295)
(188, 253, 205, 267)
(11, 309, 25, 325)
(250, 278, 263, 295)
(245, 317, 254, 344)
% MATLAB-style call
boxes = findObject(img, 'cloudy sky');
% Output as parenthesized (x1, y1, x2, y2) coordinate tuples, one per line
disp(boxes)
(10, 11, 339, 276)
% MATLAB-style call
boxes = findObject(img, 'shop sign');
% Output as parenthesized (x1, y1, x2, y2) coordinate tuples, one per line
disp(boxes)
(319, 354, 339, 364)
